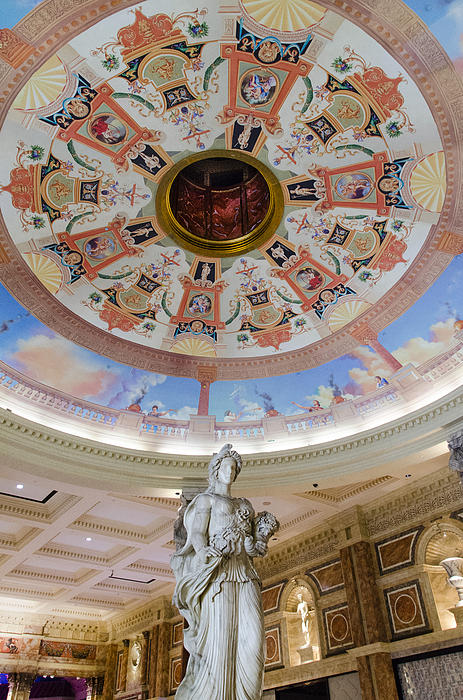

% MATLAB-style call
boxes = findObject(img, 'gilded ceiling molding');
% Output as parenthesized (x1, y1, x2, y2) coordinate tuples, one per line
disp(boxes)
(0, 0, 461, 378)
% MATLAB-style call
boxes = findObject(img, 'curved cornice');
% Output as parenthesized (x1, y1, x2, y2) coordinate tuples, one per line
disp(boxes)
(0, 0, 461, 379)
(1, 384, 461, 493)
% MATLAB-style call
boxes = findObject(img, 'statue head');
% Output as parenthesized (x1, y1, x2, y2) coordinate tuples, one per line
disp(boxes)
(207, 443, 242, 490)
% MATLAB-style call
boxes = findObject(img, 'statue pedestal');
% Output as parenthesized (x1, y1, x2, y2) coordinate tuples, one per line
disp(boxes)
(449, 604, 463, 627)
(297, 645, 314, 664)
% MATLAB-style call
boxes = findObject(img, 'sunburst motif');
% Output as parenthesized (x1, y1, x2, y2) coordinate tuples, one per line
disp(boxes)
(409, 151, 446, 213)
(171, 337, 217, 357)
(23, 253, 62, 295)
(328, 300, 371, 332)
(241, 0, 326, 32)
(13, 56, 67, 111)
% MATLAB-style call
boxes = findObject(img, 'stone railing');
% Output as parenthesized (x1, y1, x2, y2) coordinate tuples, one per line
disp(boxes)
(0, 334, 462, 453)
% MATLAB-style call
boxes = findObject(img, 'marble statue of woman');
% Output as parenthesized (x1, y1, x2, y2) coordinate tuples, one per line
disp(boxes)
(171, 444, 279, 700)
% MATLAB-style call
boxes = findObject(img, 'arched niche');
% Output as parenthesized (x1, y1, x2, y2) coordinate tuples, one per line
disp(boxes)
(417, 520, 463, 630)
(280, 577, 320, 666)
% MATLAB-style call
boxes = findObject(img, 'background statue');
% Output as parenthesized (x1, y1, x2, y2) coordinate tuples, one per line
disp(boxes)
(296, 592, 311, 648)
(448, 430, 463, 484)
(171, 444, 279, 699)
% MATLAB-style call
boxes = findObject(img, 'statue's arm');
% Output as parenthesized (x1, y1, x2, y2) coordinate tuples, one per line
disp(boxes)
(189, 495, 218, 564)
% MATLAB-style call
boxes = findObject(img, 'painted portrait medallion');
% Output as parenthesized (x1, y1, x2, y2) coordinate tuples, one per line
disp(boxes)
(295, 266, 325, 291)
(84, 235, 116, 260)
(240, 69, 278, 106)
(335, 173, 374, 200)
(88, 114, 127, 145)
(188, 293, 212, 315)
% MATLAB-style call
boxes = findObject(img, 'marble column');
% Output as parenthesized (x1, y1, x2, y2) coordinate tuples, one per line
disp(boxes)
(9, 673, 35, 700)
(356, 653, 398, 700)
(148, 625, 159, 699)
(140, 630, 150, 691)
(96, 676, 104, 700)
(154, 622, 171, 698)
(350, 323, 402, 372)
(341, 540, 399, 700)
(102, 643, 118, 700)
(120, 639, 130, 692)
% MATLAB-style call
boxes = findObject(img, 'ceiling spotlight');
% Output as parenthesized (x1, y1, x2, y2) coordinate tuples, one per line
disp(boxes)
(85, 537, 92, 542)
(16, 484, 24, 489)
(405, 474, 412, 478)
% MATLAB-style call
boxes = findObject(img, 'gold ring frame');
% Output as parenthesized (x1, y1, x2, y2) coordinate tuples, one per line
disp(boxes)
(155, 149, 285, 258)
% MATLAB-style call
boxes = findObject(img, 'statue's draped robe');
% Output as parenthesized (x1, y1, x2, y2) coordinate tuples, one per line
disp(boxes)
(171, 494, 264, 700)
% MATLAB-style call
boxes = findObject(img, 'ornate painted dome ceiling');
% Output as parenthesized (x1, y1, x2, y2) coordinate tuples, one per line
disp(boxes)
(0, 0, 459, 383)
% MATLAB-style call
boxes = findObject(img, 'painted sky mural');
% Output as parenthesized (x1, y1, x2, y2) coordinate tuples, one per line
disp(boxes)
(0, 0, 461, 425)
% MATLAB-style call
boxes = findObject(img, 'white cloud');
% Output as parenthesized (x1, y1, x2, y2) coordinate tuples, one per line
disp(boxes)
(10, 334, 118, 400)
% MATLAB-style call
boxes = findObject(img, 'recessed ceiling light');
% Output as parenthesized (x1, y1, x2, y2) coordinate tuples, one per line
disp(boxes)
(16, 484, 24, 489)
(85, 537, 92, 542)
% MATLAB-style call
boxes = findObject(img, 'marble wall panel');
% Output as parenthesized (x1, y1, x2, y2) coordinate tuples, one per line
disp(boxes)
(171, 621, 183, 647)
(264, 625, 283, 670)
(383, 580, 431, 639)
(375, 527, 423, 575)
(262, 580, 287, 614)
(322, 603, 354, 654)
(169, 655, 183, 694)
(306, 559, 344, 595)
